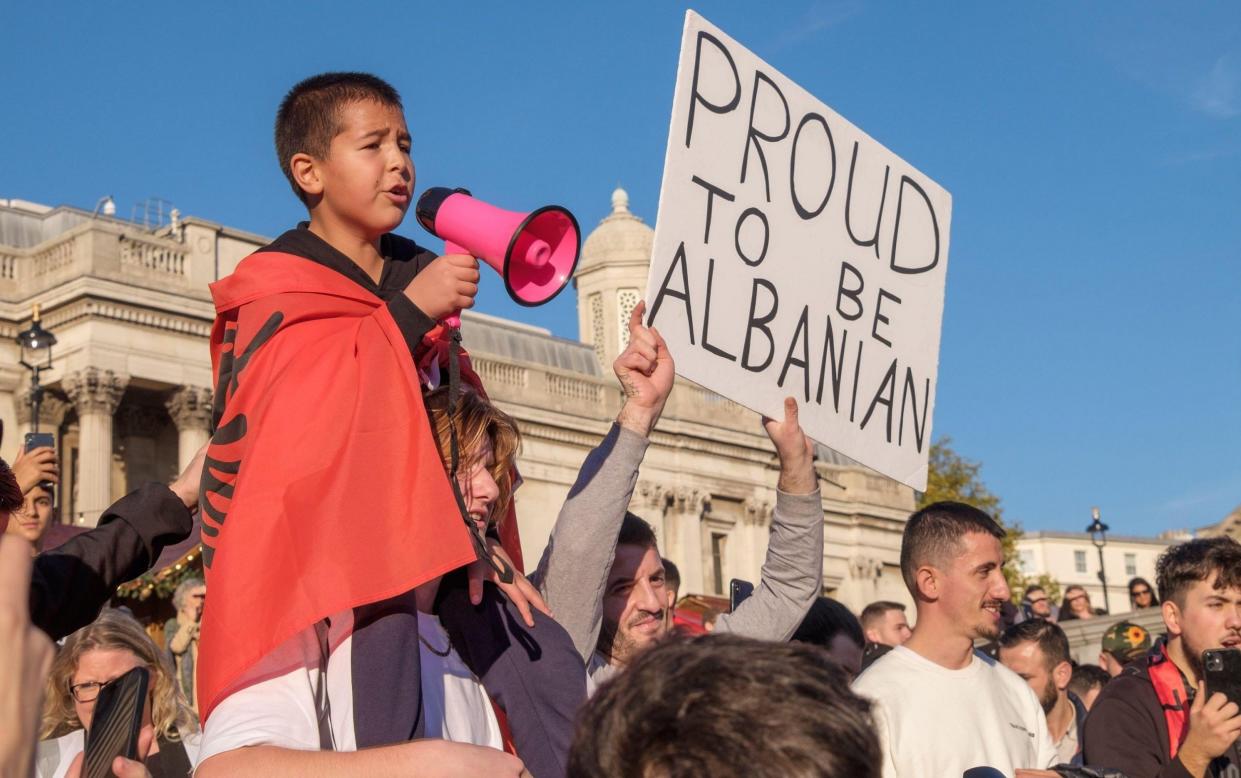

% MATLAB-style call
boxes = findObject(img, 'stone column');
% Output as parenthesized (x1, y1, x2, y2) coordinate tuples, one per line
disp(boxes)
(668, 487, 710, 596)
(15, 385, 70, 442)
(635, 480, 672, 552)
(63, 369, 128, 526)
(166, 386, 213, 472)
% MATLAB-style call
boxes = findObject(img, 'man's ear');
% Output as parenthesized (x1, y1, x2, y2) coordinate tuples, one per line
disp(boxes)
(864, 628, 880, 644)
(1162, 599, 1182, 638)
(289, 152, 323, 198)
(1053, 659, 1073, 692)
(915, 566, 939, 602)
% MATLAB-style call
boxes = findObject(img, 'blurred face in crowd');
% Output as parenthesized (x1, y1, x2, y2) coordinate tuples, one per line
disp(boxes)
(1026, 589, 1052, 619)
(1166, 572, 1241, 680)
(5, 485, 52, 546)
(600, 543, 668, 665)
(1130, 582, 1155, 609)
(1065, 587, 1094, 618)
(456, 436, 500, 536)
(865, 609, 912, 647)
(930, 531, 1010, 641)
(1000, 640, 1069, 715)
(178, 584, 207, 624)
(71, 648, 150, 731)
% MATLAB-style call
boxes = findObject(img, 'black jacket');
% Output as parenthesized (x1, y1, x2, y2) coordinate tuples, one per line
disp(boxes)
(31, 483, 193, 640)
(1083, 643, 1241, 778)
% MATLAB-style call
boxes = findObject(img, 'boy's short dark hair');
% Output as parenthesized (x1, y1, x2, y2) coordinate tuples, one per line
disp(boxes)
(999, 618, 1071, 671)
(1023, 584, 1046, 598)
(1069, 664, 1111, 699)
(1155, 537, 1241, 607)
(859, 600, 905, 633)
(899, 501, 1006, 595)
(275, 72, 404, 204)
(618, 512, 657, 550)
(793, 597, 864, 649)
(569, 634, 880, 778)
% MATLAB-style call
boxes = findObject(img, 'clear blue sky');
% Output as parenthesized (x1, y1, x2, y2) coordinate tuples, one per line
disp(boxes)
(4, 2, 1238, 537)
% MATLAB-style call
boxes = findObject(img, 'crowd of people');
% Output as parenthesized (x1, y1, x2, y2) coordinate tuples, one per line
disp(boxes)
(2, 71, 1239, 778)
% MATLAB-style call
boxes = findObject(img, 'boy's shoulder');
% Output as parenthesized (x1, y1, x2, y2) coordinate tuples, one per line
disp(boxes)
(259, 225, 434, 266)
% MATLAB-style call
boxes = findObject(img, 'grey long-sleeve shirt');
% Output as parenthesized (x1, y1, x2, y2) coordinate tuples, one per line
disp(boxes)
(530, 422, 824, 693)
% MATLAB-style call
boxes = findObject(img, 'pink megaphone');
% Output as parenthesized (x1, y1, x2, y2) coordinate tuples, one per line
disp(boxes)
(415, 187, 581, 328)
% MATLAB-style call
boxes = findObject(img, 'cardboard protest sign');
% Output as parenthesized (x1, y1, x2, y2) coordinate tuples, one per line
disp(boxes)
(646, 11, 951, 490)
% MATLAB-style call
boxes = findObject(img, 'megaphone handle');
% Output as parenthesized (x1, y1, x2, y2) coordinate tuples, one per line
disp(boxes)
(442, 239, 473, 329)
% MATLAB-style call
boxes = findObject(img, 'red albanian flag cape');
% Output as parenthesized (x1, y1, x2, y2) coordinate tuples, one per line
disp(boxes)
(197, 252, 477, 722)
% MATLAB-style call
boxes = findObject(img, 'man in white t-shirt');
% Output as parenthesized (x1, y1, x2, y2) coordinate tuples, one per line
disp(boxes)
(852, 501, 1056, 778)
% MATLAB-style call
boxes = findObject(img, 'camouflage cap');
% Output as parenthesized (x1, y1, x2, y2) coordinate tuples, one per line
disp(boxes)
(1101, 620, 1151, 662)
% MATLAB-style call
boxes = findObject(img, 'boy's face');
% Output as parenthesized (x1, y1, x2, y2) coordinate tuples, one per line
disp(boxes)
(5, 486, 52, 545)
(308, 99, 414, 240)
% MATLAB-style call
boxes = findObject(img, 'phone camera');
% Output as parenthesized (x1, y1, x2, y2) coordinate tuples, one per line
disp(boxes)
(1206, 654, 1223, 671)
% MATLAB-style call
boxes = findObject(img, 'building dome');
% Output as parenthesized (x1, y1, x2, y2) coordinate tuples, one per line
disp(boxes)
(578, 187, 654, 273)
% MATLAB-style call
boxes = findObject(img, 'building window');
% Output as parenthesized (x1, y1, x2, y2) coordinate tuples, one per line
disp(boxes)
(1018, 550, 1034, 573)
(710, 532, 727, 595)
(1125, 553, 1137, 577)
(1074, 550, 1087, 574)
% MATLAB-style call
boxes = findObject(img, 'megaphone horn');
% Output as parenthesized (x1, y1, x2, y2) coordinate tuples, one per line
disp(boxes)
(416, 187, 582, 323)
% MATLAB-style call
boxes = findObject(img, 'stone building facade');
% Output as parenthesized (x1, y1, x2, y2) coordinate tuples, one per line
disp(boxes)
(0, 191, 916, 611)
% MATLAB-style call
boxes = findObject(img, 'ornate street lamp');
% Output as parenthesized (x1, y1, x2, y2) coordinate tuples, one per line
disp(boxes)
(15, 304, 57, 433)
(1087, 506, 1110, 614)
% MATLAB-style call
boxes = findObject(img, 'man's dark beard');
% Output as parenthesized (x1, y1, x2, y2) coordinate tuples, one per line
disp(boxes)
(1182, 631, 1208, 683)
(1038, 677, 1058, 715)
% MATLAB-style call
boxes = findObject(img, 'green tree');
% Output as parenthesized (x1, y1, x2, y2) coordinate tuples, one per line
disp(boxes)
(918, 436, 1058, 603)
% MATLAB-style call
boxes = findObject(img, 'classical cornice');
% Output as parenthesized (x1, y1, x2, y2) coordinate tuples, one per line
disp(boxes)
(22, 297, 212, 338)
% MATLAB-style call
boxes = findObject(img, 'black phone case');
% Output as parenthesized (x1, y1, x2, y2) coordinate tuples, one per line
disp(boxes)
(729, 578, 754, 612)
(1203, 648, 1241, 711)
(83, 666, 149, 778)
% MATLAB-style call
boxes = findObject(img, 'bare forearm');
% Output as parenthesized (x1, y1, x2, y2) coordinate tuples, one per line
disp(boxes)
(196, 741, 443, 778)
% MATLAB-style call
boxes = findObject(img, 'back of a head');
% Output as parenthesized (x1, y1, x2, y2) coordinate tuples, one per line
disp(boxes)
(794, 597, 864, 649)
(0, 457, 21, 527)
(275, 72, 403, 204)
(1155, 536, 1241, 607)
(1069, 664, 1111, 699)
(661, 557, 681, 596)
(900, 501, 1006, 597)
(999, 618, 1071, 669)
(859, 601, 905, 635)
(568, 634, 880, 778)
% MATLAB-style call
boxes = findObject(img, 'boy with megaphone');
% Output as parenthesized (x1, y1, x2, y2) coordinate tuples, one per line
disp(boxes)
(193, 71, 584, 778)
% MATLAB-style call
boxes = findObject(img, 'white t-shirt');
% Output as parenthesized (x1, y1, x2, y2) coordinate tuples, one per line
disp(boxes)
(196, 610, 502, 769)
(852, 646, 1056, 778)
(37, 728, 201, 778)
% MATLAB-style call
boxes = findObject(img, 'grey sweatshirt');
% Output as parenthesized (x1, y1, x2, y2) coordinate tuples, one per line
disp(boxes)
(530, 423, 824, 693)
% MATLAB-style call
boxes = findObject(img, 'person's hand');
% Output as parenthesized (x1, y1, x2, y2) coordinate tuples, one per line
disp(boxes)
(168, 443, 208, 511)
(408, 739, 528, 777)
(614, 301, 674, 437)
(66, 724, 154, 778)
(466, 538, 552, 628)
(12, 445, 58, 494)
(0, 534, 55, 778)
(1178, 680, 1241, 775)
(762, 397, 817, 494)
(168, 618, 198, 654)
(404, 254, 480, 321)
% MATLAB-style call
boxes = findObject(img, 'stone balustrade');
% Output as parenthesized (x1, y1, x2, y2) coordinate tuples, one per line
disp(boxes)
(0, 221, 209, 302)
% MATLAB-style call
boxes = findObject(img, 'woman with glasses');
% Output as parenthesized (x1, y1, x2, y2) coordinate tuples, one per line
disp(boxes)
(1127, 576, 1160, 610)
(37, 609, 199, 777)
(1058, 585, 1107, 621)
